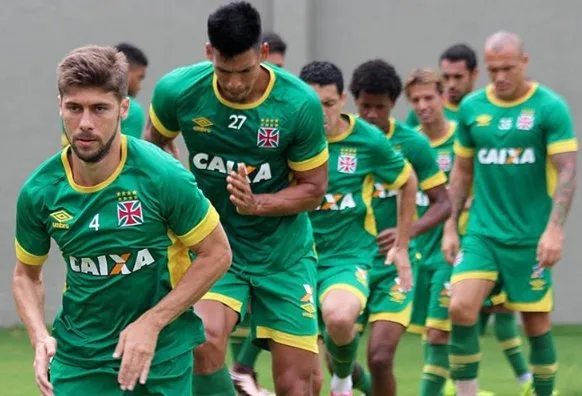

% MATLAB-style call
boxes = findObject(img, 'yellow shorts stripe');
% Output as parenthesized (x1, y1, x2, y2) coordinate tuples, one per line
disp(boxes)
(369, 302, 412, 327)
(407, 324, 426, 335)
(426, 318, 452, 332)
(451, 271, 498, 284)
(504, 288, 553, 312)
(319, 284, 367, 310)
(256, 326, 318, 354)
(201, 292, 243, 313)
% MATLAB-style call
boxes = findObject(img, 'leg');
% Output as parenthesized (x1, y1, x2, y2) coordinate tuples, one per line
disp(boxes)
(50, 359, 124, 395)
(311, 338, 325, 396)
(193, 269, 250, 396)
(229, 313, 251, 362)
(493, 311, 531, 384)
(145, 351, 194, 396)
(448, 234, 498, 396)
(502, 243, 556, 396)
(252, 255, 320, 396)
(367, 321, 406, 396)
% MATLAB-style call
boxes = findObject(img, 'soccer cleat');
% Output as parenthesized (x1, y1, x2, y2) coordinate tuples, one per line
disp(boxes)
(520, 380, 559, 396)
(443, 379, 495, 396)
(230, 367, 275, 396)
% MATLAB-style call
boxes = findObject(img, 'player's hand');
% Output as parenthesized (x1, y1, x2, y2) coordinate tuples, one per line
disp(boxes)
(113, 317, 161, 391)
(227, 163, 259, 215)
(34, 336, 57, 396)
(537, 224, 564, 268)
(386, 247, 412, 292)
(442, 224, 460, 265)
(376, 228, 397, 255)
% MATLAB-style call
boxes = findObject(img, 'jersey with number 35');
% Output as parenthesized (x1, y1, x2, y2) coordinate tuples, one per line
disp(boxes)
(149, 61, 328, 275)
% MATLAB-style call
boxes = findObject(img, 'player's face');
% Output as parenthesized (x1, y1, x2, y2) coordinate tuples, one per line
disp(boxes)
(440, 59, 476, 104)
(354, 92, 394, 132)
(127, 65, 146, 97)
(60, 87, 129, 163)
(207, 44, 268, 103)
(408, 83, 445, 125)
(266, 52, 285, 68)
(310, 84, 346, 134)
(485, 47, 528, 100)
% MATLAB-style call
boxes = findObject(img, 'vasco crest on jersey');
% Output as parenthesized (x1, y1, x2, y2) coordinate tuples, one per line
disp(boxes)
(516, 109, 535, 131)
(257, 118, 280, 148)
(117, 190, 144, 227)
(338, 147, 358, 174)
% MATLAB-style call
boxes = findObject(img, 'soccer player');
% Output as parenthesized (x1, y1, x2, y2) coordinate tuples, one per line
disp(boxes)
(300, 61, 418, 396)
(443, 31, 577, 396)
(350, 59, 450, 395)
(60, 42, 149, 147)
(262, 32, 287, 67)
(12, 45, 231, 396)
(144, 2, 329, 395)
(405, 44, 478, 127)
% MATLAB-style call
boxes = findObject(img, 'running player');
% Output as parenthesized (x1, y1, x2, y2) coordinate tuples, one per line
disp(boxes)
(145, 2, 328, 395)
(443, 31, 577, 396)
(405, 44, 478, 127)
(350, 59, 450, 395)
(300, 61, 418, 396)
(12, 45, 231, 396)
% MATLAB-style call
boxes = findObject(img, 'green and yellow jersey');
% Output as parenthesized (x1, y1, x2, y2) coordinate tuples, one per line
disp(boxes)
(149, 61, 328, 274)
(15, 135, 218, 368)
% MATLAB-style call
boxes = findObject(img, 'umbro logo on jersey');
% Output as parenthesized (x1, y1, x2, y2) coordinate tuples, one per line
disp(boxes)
(50, 210, 73, 229)
(193, 117, 213, 133)
(300, 284, 316, 318)
(476, 114, 492, 127)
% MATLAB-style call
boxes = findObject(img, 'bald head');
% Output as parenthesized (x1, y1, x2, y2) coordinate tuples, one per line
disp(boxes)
(485, 31, 524, 55)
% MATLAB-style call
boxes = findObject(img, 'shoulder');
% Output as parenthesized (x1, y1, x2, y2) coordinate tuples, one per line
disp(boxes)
(270, 65, 320, 109)
(458, 87, 487, 110)
(155, 62, 214, 97)
(126, 137, 192, 181)
(19, 151, 66, 201)
(353, 115, 386, 142)
(534, 83, 570, 109)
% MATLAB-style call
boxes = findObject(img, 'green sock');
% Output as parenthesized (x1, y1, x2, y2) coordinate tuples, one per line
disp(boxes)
(325, 332, 360, 378)
(478, 311, 491, 335)
(449, 323, 481, 380)
(494, 312, 529, 378)
(420, 343, 449, 395)
(529, 331, 557, 396)
(352, 361, 371, 395)
(192, 366, 236, 396)
(236, 334, 262, 369)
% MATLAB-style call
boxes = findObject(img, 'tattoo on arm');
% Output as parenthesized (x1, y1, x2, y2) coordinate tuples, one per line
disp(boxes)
(549, 152, 577, 227)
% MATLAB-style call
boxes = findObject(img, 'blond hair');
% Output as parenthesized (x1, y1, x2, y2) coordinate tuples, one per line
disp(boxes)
(404, 68, 444, 99)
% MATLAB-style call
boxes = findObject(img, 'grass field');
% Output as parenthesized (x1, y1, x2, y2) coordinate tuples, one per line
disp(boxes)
(2, 326, 581, 395)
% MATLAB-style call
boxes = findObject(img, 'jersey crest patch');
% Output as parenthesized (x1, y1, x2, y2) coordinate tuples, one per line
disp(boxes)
(437, 151, 452, 172)
(117, 200, 143, 227)
(338, 147, 357, 174)
(257, 118, 280, 148)
(516, 109, 535, 131)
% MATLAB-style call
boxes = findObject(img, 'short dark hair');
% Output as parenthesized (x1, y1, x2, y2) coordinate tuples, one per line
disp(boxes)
(262, 32, 287, 55)
(208, 1, 262, 58)
(440, 44, 478, 71)
(349, 59, 402, 102)
(299, 61, 344, 95)
(114, 42, 148, 67)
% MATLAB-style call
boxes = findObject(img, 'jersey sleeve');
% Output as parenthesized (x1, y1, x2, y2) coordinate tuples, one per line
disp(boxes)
(453, 102, 475, 158)
(407, 135, 447, 191)
(287, 94, 329, 172)
(544, 97, 578, 155)
(15, 186, 50, 265)
(149, 72, 182, 139)
(405, 109, 420, 128)
(373, 134, 412, 190)
(160, 160, 220, 247)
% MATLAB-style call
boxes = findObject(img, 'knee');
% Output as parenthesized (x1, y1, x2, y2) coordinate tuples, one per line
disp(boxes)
(427, 328, 449, 344)
(194, 318, 230, 369)
(521, 312, 551, 337)
(449, 297, 479, 325)
(324, 309, 358, 342)
(311, 359, 324, 395)
(368, 342, 396, 374)
(274, 368, 311, 396)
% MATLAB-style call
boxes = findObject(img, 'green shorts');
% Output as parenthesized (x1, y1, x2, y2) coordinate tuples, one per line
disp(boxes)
(409, 265, 453, 334)
(452, 234, 553, 312)
(359, 249, 419, 328)
(316, 262, 370, 335)
(50, 351, 192, 395)
(201, 255, 319, 353)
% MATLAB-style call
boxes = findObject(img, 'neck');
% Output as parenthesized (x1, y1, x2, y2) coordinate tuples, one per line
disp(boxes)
(421, 117, 449, 142)
(243, 65, 270, 104)
(327, 115, 350, 138)
(70, 135, 122, 187)
(496, 80, 532, 102)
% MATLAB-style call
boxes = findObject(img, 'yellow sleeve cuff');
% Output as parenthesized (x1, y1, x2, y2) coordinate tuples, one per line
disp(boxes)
(454, 142, 474, 158)
(15, 240, 48, 266)
(288, 146, 329, 172)
(420, 171, 447, 191)
(384, 161, 412, 190)
(547, 138, 578, 155)
(149, 105, 180, 138)
(178, 205, 220, 247)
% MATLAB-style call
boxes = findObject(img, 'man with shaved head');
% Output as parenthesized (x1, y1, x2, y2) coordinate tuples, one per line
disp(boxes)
(443, 31, 577, 396)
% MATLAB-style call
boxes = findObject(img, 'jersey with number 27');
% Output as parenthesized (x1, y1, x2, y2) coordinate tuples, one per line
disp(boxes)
(149, 61, 328, 275)
(15, 136, 219, 368)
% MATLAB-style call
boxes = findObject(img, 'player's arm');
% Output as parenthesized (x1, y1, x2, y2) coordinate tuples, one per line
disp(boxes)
(547, 151, 577, 228)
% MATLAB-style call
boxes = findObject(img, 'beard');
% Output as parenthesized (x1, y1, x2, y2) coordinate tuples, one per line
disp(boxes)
(69, 115, 120, 163)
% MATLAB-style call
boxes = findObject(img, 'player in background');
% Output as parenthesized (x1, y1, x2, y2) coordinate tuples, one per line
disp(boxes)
(350, 59, 450, 395)
(145, 2, 329, 395)
(262, 32, 287, 68)
(13, 45, 231, 396)
(60, 42, 148, 147)
(443, 31, 577, 396)
(405, 44, 478, 127)
(228, 30, 289, 396)
(300, 61, 418, 396)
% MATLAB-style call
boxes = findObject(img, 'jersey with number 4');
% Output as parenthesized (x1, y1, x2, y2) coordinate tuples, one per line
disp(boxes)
(309, 114, 411, 267)
(455, 83, 578, 243)
(15, 136, 219, 368)
(150, 61, 328, 275)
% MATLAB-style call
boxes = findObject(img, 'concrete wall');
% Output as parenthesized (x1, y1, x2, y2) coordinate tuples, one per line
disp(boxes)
(1, 0, 580, 326)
